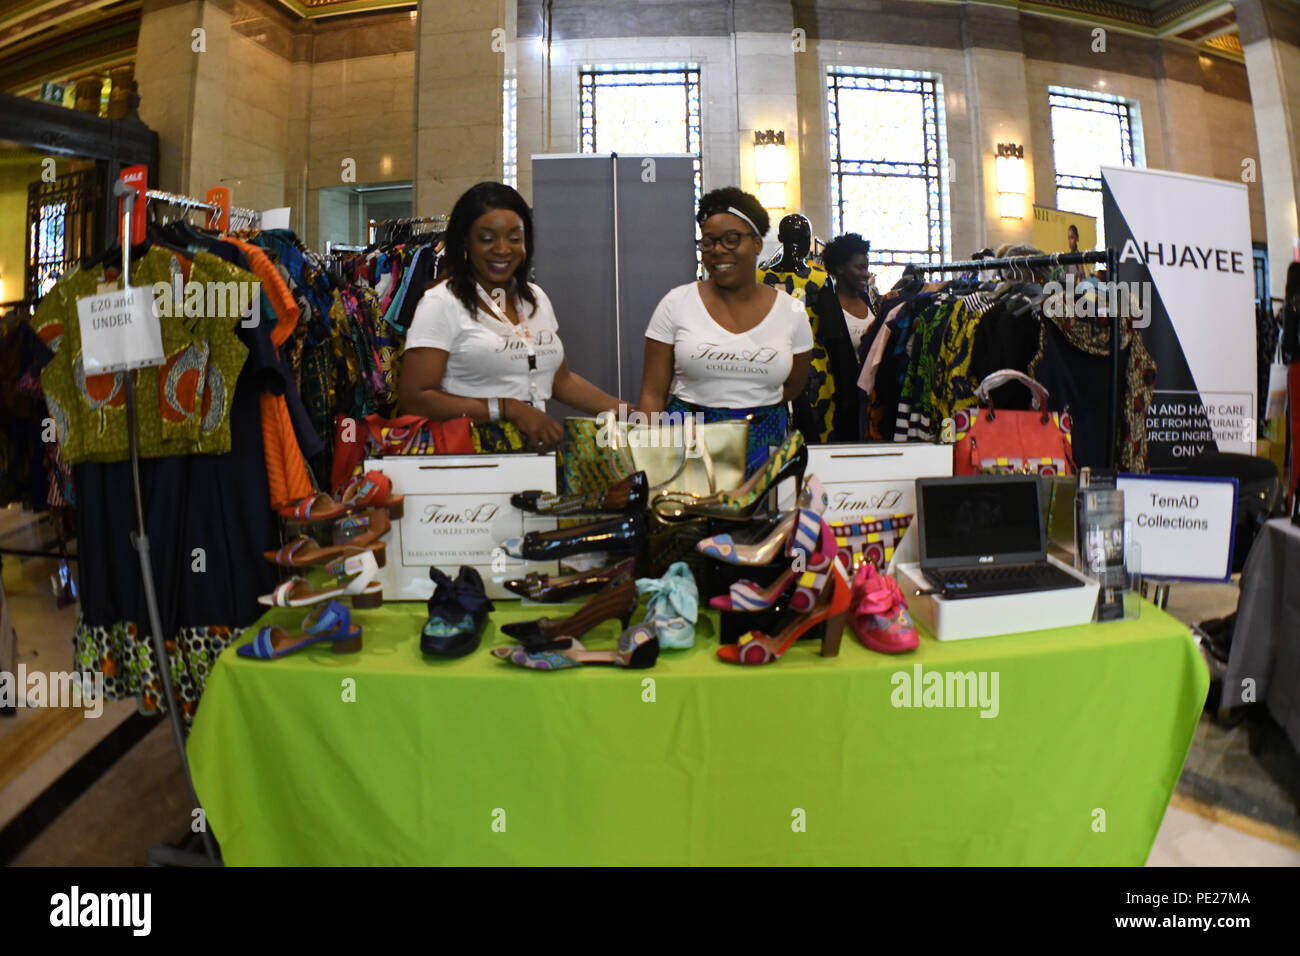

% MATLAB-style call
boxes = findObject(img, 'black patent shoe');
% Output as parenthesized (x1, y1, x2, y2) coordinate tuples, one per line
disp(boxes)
(421, 566, 494, 657)
(512, 472, 648, 516)
(505, 512, 647, 563)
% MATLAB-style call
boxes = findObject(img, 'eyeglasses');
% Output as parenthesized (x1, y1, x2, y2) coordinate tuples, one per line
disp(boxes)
(696, 230, 757, 252)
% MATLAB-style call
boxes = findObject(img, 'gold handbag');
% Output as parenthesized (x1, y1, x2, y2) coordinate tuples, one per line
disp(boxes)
(560, 413, 747, 498)
(626, 415, 748, 498)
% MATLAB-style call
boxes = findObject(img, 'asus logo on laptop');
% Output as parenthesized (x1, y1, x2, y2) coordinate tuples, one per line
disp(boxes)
(978, 556, 994, 563)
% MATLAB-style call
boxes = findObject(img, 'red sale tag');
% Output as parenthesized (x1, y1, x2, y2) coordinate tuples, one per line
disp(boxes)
(206, 187, 230, 231)
(118, 165, 147, 245)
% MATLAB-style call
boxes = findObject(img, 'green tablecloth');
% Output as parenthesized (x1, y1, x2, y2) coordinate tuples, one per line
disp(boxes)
(187, 598, 1207, 865)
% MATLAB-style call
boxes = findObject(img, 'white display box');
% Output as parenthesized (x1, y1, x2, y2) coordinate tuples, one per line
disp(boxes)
(894, 559, 1099, 642)
(365, 455, 559, 601)
(778, 442, 954, 520)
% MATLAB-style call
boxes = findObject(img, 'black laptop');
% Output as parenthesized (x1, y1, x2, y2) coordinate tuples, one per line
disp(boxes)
(916, 475, 1085, 600)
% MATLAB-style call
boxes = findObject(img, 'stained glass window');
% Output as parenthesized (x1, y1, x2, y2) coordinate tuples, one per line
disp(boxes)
(579, 66, 702, 203)
(30, 200, 67, 296)
(503, 74, 517, 189)
(1049, 89, 1137, 249)
(827, 69, 948, 290)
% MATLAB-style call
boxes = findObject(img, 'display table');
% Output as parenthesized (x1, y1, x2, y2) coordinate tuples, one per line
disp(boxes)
(1224, 518, 1300, 753)
(188, 597, 1207, 865)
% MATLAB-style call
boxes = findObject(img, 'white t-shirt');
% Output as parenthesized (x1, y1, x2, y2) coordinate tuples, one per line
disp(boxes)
(404, 281, 565, 408)
(844, 310, 873, 351)
(644, 282, 813, 409)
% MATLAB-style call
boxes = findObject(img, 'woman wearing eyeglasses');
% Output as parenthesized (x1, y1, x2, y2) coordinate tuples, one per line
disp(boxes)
(639, 187, 812, 476)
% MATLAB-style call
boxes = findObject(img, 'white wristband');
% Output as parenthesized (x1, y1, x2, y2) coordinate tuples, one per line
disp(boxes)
(488, 397, 501, 422)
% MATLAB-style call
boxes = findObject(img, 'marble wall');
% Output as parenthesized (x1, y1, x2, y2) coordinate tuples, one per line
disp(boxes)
(129, 0, 1280, 273)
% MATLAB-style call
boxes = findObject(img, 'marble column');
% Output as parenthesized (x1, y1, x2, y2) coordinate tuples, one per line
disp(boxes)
(1236, 0, 1300, 298)
(413, 0, 506, 217)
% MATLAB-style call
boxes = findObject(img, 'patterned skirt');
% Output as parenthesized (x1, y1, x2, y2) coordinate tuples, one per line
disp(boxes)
(665, 397, 790, 477)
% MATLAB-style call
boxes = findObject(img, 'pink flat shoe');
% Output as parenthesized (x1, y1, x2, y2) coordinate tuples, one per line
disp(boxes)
(849, 562, 919, 654)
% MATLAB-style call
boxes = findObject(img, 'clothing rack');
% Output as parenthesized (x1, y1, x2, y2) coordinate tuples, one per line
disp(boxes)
(372, 215, 449, 228)
(915, 248, 1122, 469)
(144, 190, 261, 230)
(370, 215, 448, 245)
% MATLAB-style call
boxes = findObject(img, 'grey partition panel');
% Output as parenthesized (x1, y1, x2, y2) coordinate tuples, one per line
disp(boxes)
(531, 154, 697, 416)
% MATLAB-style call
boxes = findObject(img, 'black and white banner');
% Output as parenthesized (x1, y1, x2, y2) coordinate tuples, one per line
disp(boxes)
(1102, 167, 1256, 471)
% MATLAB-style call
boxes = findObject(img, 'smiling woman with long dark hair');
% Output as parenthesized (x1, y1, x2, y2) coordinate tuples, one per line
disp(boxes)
(638, 186, 812, 474)
(399, 181, 623, 451)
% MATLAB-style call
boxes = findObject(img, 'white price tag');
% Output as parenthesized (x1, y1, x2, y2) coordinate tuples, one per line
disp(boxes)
(75, 285, 164, 373)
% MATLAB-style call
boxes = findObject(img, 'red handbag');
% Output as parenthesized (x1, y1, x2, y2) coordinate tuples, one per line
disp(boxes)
(951, 370, 1074, 476)
(331, 413, 474, 493)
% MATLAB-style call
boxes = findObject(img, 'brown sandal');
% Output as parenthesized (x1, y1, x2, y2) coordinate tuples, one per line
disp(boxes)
(332, 508, 391, 551)
(264, 534, 387, 569)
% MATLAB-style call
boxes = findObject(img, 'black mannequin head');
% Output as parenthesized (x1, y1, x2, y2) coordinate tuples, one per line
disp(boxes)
(778, 214, 812, 260)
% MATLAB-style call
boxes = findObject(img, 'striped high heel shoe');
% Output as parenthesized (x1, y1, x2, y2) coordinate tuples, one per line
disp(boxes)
(716, 556, 851, 665)
(709, 515, 838, 611)
(651, 431, 807, 523)
(696, 475, 827, 566)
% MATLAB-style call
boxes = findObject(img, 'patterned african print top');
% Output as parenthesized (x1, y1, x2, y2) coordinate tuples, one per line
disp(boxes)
(33, 247, 249, 464)
(759, 266, 833, 442)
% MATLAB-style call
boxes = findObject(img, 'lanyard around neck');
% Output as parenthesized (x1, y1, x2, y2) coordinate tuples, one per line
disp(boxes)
(475, 281, 541, 408)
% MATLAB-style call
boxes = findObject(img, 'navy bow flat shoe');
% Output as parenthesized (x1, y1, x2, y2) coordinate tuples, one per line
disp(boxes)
(421, 566, 494, 657)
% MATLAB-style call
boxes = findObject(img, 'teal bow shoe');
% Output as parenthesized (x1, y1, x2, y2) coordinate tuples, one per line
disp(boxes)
(636, 561, 699, 650)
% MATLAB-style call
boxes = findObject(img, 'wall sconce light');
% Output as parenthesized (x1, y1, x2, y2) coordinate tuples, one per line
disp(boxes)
(754, 129, 788, 210)
(996, 143, 1026, 219)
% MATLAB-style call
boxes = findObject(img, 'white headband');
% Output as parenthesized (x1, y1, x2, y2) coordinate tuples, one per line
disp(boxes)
(725, 206, 762, 237)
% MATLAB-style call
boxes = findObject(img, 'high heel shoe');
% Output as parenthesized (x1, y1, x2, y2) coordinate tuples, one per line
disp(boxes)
(492, 625, 659, 671)
(709, 516, 838, 610)
(511, 471, 648, 516)
(696, 475, 827, 565)
(498, 574, 638, 647)
(716, 556, 851, 665)
(501, 512, 646, 563)
(849, 562, 919, 654)
(651, 431, 807, 523)
(502, 557, 637, 603)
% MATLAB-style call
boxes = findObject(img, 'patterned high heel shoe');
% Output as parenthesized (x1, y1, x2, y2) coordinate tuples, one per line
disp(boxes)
(709, 515, 838, 611)
(492, 626, 659, 671)
(849, 562, 919, 654)
(498, 574, 638, 647)
(716, 556, 851, 665)
(696, 475, 826, 566)
(650, 431, 807, 523)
